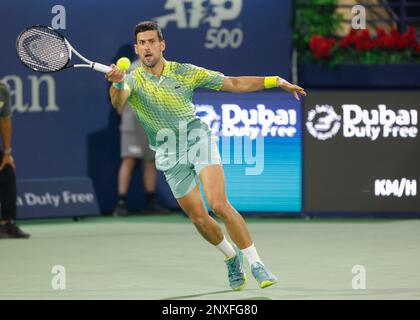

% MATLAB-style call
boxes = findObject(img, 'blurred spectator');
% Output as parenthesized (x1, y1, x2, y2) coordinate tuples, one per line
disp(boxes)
(0, 81, 29, 238)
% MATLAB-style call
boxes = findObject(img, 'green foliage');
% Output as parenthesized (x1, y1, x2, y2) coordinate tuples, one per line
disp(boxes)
(292, 0, 420, 66)
(292, 0, 342, 51)
(326, 48, 420, 67)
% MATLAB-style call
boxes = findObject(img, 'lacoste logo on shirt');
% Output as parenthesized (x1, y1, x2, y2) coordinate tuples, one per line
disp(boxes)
(174, 85, 181, 89)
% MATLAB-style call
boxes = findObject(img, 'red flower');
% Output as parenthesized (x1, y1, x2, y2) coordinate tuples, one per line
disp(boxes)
(339, 28, 358, 48)
(360, 29, 371, 38)
(379, 35, 395, 49)
(309, 34, 336, 59)
(354, 29, 376, 51)
(307, 25, 419, 63)
(402, 26, 418, 49)
(376, 27, 390, 49)
(390, 28, 406, 50)
(376, 27, 386, 38)
(339, 37, 351, 48)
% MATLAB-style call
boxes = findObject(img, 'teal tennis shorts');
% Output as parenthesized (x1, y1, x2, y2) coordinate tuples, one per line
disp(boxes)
(158, 135, 221, 199)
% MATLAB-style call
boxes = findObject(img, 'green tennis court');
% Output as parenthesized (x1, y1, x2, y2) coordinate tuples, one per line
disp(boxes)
(1, 215, 420, 300)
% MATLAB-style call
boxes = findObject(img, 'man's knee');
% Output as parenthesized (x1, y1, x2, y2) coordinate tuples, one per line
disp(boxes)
(189, 214, 209, 228)
(122, 157, 137, 167)
(208, 198, 231, 219)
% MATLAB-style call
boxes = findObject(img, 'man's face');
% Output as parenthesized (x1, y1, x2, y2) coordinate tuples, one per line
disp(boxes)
(135, 30, 165, 68)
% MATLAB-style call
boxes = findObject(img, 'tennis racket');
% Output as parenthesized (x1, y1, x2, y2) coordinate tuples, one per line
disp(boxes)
(16, 25, 112, 74)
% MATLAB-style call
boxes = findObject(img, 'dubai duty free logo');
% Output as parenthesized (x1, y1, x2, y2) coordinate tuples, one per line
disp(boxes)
(306, 105, 342, 140)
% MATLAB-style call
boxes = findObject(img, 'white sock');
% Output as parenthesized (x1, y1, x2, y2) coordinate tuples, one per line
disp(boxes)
(216, 236, 236, 259)
(241, 243, 263, 266)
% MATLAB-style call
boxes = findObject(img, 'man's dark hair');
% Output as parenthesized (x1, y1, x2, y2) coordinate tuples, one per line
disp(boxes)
(134, 21, 164, 42)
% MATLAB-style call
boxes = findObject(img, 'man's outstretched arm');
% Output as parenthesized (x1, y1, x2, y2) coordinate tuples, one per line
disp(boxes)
(220, 76, 307, 100)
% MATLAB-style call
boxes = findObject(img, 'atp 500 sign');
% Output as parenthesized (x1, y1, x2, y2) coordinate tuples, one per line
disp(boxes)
(154, 0, 244, 49)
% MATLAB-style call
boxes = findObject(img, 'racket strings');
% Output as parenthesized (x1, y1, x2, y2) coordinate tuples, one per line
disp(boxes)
(17, 26, 69, 72)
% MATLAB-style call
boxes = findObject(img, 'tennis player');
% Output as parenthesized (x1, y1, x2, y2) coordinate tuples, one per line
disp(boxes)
(106, 21, 306, 290)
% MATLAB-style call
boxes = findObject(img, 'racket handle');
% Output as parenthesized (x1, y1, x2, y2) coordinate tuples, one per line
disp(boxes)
(92, 62, 112, 74)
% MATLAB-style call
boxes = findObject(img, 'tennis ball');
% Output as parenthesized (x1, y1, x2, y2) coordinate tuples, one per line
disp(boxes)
(116, 57, 131, 72)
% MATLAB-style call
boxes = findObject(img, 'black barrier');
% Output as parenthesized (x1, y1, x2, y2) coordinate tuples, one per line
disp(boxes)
(304, 90, 420, 213)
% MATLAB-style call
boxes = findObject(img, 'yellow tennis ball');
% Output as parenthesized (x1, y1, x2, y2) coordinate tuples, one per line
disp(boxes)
(116, 57, 131, 72)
